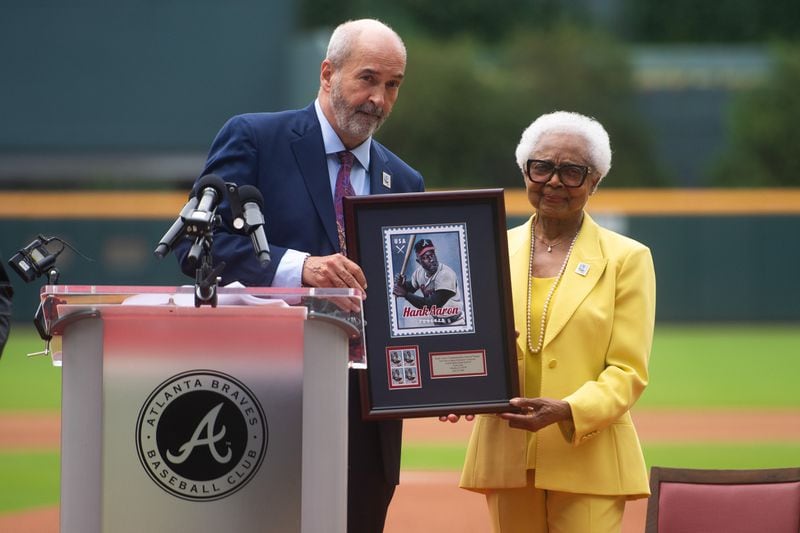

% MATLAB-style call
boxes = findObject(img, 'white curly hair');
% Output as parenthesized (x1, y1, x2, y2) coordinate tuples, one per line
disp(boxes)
(514, 111, 612, 182)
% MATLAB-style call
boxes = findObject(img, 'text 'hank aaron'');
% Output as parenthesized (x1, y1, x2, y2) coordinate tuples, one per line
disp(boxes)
(402, 305, 460, 318)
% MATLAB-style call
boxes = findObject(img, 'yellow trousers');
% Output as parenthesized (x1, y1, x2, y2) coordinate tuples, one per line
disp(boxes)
(486, 471, 626, 533)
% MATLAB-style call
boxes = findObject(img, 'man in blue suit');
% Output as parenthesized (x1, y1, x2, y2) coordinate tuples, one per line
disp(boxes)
(177, 19, 423, 532)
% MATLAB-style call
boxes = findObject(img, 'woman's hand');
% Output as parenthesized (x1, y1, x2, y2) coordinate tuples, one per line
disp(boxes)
(498, 397, 572, 432)
(438, 414, 475, 423)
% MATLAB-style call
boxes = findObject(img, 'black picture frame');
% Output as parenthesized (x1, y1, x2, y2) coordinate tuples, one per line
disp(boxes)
(344, 189, 519, 419)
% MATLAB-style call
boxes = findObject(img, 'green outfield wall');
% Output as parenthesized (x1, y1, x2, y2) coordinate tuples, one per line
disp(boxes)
(1, 190, 798, 322)
(0, 1, 295, 152)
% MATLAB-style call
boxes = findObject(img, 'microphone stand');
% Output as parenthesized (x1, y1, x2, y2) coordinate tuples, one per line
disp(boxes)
(30, 267, 61, 344)
(187, 216, 225, 308)
(160, 180, 273, 307)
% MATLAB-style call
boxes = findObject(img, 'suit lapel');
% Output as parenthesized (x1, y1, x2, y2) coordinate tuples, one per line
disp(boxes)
(369, 143, 392, 194)
(290, 106, 338, 251)
(543, 214, 607, 349)
(508, 218, 534, 357)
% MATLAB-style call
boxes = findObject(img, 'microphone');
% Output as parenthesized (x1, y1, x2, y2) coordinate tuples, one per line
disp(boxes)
(234, 185, 271, 266)
(185, 174, 227, 235)
(153, 194, 198, 258)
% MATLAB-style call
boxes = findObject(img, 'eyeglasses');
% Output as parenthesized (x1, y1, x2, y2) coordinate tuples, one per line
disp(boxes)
(525, 159, 591, 188)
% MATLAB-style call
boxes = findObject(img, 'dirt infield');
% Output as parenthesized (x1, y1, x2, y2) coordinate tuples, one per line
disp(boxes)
(0, 412, 60, 450)
(386, 472, 649, 533)
(1, 409, 798, 533)
(3, 409, 799, 450)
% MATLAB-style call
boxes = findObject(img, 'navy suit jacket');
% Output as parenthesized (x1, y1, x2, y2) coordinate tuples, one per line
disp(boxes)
(176, 103, 424, 487)
(177, 103, 424, 286)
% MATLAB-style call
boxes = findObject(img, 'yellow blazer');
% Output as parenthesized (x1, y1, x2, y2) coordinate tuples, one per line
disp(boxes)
(460, 213, 655, 498)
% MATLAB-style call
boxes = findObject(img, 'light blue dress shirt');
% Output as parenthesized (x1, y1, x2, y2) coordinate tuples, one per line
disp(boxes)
(272, 99, 372, 287)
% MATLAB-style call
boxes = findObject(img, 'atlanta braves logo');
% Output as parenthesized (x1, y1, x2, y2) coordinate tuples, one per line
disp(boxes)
(166, 403, 232, 464)
(136, 370, 267, 501)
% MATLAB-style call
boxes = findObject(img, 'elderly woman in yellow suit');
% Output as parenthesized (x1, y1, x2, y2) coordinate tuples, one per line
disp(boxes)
(459, 111, 656, 532)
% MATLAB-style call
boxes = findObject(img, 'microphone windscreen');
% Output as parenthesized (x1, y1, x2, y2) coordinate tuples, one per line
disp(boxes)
(195, 174, 227, 199)
(238, 184, 265, 207)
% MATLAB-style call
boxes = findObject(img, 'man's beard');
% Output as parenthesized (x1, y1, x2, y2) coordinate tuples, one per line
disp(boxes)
(330, 79, 387, 141)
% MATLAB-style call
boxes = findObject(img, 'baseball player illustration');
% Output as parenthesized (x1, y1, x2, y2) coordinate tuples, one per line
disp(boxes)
(392, 238, 465, 326)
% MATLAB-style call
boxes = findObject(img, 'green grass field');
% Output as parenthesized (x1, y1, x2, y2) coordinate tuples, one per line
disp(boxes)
(1, 323, 798, 514)
(2, 323, 798, 413)
(0, 452, 60, 513)
(0, 328, 61, 411)
(401, 442, 800, 471)
(640, 324, 800, 408)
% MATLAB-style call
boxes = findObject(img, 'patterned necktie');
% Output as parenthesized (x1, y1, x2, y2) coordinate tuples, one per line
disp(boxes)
(334, 150, 356, 254)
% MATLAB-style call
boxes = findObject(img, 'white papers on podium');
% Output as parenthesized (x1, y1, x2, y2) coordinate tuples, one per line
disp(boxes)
(121, 282, 289, 307)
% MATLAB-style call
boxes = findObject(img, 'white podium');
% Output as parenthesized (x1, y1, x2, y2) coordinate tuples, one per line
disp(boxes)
(40, 285, 363, 533)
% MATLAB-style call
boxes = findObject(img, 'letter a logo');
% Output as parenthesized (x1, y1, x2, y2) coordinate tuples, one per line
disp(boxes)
(166, 403, 232, 464)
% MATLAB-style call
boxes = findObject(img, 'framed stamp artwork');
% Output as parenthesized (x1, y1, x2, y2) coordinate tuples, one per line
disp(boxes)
(344, 189, 519, 419)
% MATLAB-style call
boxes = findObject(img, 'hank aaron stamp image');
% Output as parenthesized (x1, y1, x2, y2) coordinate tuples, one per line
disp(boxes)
(383, 224, 475, 337)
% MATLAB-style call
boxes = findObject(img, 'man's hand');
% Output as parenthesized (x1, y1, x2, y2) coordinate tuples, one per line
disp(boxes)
(302, 254, 367, 311)
(303, 254, 367, 291)
(498, 397, 572, 432)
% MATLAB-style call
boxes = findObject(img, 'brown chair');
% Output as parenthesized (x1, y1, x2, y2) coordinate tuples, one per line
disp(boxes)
(645, 466, 800, 533)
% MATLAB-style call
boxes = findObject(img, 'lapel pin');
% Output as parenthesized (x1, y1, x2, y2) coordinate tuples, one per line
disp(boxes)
(382, 171, 392, 189)
(575, 263, 590, 276)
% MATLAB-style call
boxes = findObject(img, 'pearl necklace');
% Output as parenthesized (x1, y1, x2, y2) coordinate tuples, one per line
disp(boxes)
(526, 215, 582, 354)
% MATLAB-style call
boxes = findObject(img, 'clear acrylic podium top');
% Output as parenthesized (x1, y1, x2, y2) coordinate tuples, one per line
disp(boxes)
(39, 285, 366, 368)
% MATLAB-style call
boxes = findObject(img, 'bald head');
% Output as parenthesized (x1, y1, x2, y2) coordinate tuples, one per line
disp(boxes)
(325, 19, 406, 69)
(318, 18, 407, 148)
